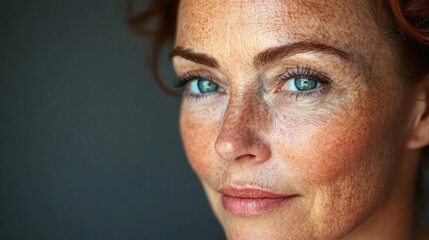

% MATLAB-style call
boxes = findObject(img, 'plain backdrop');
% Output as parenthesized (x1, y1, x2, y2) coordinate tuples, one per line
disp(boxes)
(1, 0, 224, 239)
(1, 0, 428, 240)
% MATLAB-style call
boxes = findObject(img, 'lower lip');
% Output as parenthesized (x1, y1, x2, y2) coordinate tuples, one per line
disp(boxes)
(222, 195, 295, 216)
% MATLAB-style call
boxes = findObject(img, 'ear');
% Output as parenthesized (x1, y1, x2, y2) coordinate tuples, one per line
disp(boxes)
(407, 73, 429, 149)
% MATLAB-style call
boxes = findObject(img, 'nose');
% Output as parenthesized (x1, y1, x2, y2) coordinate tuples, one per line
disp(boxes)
(214, 99, 271, 163)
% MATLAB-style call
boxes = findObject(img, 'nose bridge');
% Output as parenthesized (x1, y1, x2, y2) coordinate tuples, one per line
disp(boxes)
(222, 85, 266, 135)
(223, 93, 255, 130)
(215, 90, 271, 163)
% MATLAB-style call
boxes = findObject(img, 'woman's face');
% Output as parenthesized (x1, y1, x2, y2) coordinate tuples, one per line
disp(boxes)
(172, 0, 417, 239)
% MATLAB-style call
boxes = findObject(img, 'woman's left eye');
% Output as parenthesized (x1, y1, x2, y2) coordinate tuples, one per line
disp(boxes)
(189, 79, 220, 94)
(283, 77, 321, 91)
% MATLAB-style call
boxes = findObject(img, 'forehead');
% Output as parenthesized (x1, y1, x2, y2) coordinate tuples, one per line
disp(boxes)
(175, 0, 382, 64)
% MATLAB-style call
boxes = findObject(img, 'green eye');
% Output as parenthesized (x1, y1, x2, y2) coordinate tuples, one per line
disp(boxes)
(294, 77, 318, 91)
(190, 79, 219, 93)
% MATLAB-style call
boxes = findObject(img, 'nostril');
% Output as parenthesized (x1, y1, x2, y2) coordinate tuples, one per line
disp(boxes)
(235, 154, 256, 161)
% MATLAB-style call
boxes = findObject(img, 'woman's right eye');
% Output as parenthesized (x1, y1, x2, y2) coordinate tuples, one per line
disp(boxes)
(189, 79, 220, 94)
(174, 74, 224, 96)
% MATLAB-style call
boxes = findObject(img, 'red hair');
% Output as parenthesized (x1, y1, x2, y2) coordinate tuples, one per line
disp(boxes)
(390, 0, 429, 43)
(126, 0, 180, 96)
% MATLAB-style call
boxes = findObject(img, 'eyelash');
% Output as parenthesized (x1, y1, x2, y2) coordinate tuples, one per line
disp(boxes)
(276, 66, 332, 100)
(173, 72, 216, 100)
(173, 66, 332, 100)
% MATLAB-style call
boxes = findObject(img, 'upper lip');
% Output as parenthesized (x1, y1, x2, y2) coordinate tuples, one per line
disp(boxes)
(219, 187, 288, 199)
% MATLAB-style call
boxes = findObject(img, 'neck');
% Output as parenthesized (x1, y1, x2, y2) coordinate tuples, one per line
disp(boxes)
(344, 150, 421, 240)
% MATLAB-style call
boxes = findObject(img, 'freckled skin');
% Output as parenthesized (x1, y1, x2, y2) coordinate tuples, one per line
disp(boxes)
(173, 0, 425, 239)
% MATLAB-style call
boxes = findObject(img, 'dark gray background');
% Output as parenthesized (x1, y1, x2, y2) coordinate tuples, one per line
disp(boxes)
(1, 0, 224, 239)
(1, 0, 428, 240)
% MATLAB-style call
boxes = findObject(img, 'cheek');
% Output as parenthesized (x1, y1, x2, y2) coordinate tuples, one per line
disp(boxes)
(270, 86, 405, 234)
(272, 80, 404, 185)
(179, 103, 224, 183)
(276, 114, 388, 184)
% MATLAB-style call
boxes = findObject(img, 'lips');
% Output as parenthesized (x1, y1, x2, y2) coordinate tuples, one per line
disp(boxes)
(219, 187, 297, 216)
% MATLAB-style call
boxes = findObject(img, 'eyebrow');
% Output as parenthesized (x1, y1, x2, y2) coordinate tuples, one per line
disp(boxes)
(170, 46, 220, 68)
(170, 41, 350, 69)
(253, 41, 350, 68)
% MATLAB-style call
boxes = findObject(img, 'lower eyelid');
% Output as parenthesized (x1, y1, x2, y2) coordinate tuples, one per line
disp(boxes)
(290, 87, 330, 99)
(274, 83, 331, 102)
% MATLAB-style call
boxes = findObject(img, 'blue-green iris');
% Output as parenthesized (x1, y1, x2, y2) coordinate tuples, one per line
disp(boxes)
(294, 77, 318, 91)
(197, 79, 219, 93)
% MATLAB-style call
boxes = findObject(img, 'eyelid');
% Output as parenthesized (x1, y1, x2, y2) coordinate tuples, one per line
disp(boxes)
(276, 66, 332, 85)
(174, 71, 213, 89)
(176, 70, 226, 86)
(174, 71, 225, 98)
(272, 66, 333, 100)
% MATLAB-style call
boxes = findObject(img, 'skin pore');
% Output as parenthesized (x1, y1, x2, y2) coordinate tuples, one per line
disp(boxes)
(172, 0, 429, 239)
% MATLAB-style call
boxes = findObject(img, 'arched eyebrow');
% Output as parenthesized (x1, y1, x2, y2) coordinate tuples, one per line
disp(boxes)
(170, 41, 350, 69)
(170, 46, 220, 68)
(253, 41, 351, 68)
